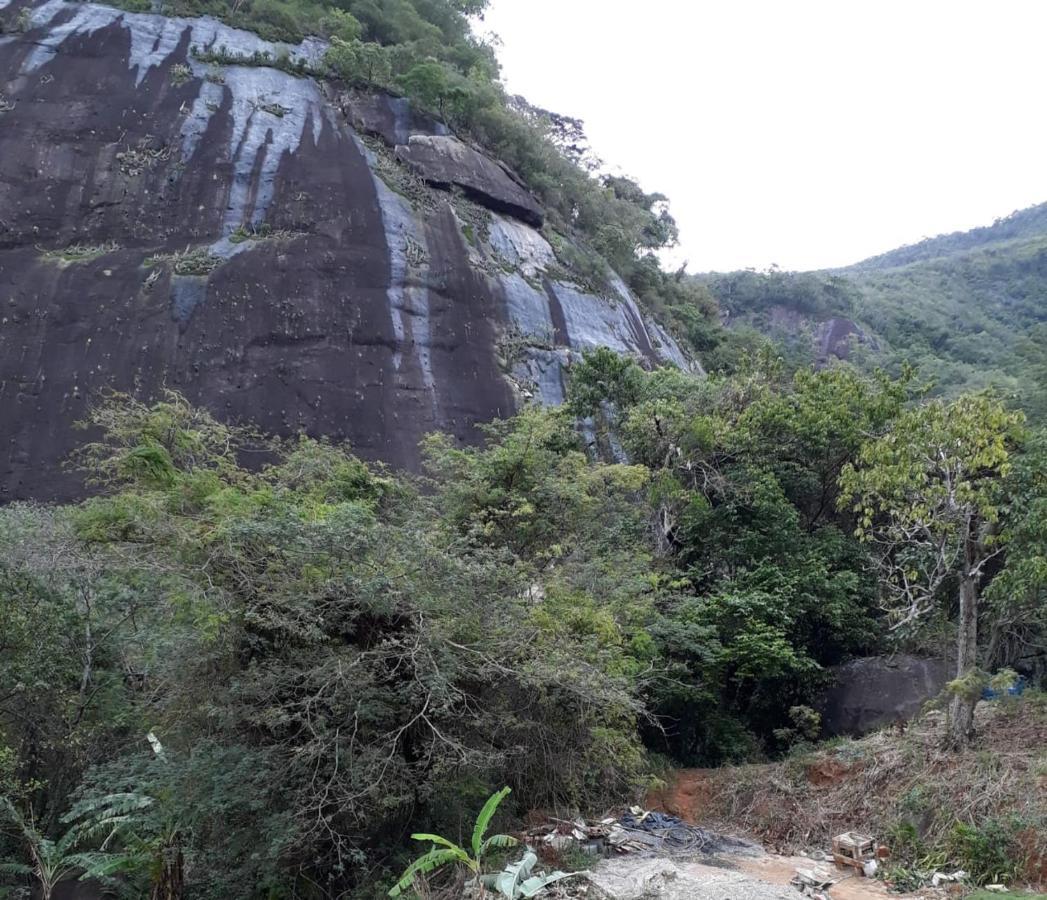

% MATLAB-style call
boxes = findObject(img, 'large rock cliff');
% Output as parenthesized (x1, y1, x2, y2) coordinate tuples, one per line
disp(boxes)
(0, 0, 689, 500)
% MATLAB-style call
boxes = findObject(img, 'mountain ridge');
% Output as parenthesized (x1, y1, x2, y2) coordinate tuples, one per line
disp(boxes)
(703, 201, 1047, 418)
(842, 200, 1047, 272)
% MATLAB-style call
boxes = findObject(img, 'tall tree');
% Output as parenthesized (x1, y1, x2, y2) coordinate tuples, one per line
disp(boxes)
(839, 393, 1024, 748)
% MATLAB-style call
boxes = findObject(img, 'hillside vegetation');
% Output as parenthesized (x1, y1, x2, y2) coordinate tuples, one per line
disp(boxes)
(2, 351, 1045, 895)
(654, 695, 1047, 889)
(849, 203, 1047, 271)
(703, 203, 1047, 419)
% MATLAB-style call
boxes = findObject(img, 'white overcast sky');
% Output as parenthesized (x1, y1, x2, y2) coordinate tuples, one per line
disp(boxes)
(478, 1, 1047, 272)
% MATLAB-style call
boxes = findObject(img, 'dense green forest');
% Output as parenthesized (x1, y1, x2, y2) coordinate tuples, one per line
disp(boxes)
(703, 203, 1047, 419)
(849, 203, 1047, 271)
(2, 358, 1045, 895)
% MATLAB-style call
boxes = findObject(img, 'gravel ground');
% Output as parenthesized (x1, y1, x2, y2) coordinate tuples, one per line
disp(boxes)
(587, 857, 803, 900)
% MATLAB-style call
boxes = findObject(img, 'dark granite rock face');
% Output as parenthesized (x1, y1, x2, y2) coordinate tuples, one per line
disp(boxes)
(817, 654, 951, 737)
(395, 134, 544, 229)
(0, 0, 691, 502)
(343, 88, 448, 146)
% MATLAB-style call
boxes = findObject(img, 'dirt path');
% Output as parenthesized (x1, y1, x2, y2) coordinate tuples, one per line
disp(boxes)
(586, 852, 923, 900)
(735, 854, 912, 900)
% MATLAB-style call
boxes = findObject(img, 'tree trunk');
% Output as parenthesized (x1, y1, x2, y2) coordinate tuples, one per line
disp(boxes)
(947, 534, 980, 749)
(151, 842, 185, 900)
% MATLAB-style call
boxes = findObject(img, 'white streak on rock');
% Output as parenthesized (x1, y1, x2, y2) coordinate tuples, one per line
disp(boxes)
(500, 273, 553, 340)
(353, 135, 436, 397)
(23, 1, 325, 83)
(219, 66, 327, 231)
(180, 77, 224, 159)
(488, 215, 554, 277)
(512, 348, 567, 407)
(22, 0, 333, 233)
(549, 280, 641, 356)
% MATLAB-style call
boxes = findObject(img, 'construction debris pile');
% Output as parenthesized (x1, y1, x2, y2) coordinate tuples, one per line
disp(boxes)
(527, 808, 757, 859)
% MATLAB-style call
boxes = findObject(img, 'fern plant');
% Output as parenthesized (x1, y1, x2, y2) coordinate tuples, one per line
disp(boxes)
(62, 788, 189, 900)
(0, 797, 135, 900)
(388, 786, 518, 897)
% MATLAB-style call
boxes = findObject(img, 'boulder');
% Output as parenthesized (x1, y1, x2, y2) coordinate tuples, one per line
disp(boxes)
(343, 89, 448, 146)
(815, 316, 874, 362)
(818, 655, 951, 736)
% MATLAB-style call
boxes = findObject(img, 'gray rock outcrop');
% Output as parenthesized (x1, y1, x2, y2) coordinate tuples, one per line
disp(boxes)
(0, 0, 691, 501)
(395, 134, 544, 228)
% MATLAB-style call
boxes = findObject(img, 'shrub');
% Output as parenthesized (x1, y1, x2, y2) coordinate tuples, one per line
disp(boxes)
(946, 820, 1022, 886)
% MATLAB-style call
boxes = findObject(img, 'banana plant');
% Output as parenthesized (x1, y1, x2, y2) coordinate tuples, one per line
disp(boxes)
(480, 850, 580, 899)
(388, 787, 518, 897)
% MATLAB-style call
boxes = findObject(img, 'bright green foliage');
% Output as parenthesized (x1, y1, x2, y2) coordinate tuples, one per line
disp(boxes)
(840, 393, 1024, 629)
(0, 504, 150, 842)
(423, 406, 648, 560)
(567, 346, 646, 420)
(946, 819, 1023, 886)
(388, 786, 516, 897)
(0, 798, 131, 900)
(421, 406, 654, 796)
(68, 746, 294, 899)
(479, 850, 579, 898)
(839, 392, 1026, 747)
(325, 36, 392, 83)
(703, 206, 1047, 420)
(3, 376, 1042, 893)
(318, 7, 362, 41)
(567, 352, 909, 761)
(983, 429, 1047, 670)
(2, 393, 651, 896)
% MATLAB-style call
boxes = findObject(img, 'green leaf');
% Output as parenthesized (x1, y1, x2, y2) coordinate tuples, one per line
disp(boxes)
(480, 833, 519, 855)
(410, 833, 465, 853)
(388, 848, 467, 898)
(471, 786, 511, 859)
(519, 870, 581, 897)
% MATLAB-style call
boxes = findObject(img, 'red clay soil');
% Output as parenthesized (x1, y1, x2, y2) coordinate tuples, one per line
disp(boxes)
(805, 756, 864, 787)
(648, 768, 720, 822)
(1019, 827, 1047, 885)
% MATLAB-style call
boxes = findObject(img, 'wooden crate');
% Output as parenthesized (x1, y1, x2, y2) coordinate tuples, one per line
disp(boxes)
(832, 831, 875, 871)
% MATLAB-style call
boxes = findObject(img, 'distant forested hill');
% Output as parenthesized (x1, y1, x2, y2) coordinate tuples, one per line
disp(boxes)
(701, 202, 1047, 420)
(847, 202, 1047, 271)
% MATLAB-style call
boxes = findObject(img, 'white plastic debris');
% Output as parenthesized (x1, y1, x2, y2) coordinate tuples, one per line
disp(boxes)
(544, 833, 574, 851)
(791, 867, 835, 894)
(931, 870, 967, 887)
